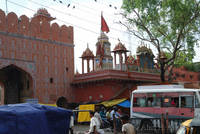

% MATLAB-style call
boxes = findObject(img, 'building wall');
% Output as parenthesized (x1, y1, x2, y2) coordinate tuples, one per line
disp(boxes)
(0, 10, 74, 103)
(73, 80, 137, 102)
(172, 67, 200, 88)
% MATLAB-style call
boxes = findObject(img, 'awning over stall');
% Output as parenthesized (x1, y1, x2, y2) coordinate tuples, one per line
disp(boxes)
(100, 98, 126, 107)
(117, 100, 130, 108)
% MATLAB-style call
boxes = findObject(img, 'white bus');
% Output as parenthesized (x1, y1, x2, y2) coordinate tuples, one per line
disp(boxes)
(130, 85, 200, 132)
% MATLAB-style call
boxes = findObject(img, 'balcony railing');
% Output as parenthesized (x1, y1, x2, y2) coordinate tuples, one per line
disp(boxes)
(113, 64, 163, 74)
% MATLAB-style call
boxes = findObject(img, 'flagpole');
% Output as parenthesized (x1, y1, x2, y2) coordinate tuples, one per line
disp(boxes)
(100, 11, 103, 34)
(100, 11, 103, 69)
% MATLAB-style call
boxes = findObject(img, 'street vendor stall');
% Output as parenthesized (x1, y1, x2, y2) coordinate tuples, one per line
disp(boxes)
(77, 104, 95, 123)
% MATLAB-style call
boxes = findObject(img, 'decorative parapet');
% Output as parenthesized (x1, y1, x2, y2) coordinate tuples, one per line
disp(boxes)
(0, 9, 73, 44)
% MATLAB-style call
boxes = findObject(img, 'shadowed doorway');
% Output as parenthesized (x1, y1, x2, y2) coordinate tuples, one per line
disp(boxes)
(0, 65, 33, 104)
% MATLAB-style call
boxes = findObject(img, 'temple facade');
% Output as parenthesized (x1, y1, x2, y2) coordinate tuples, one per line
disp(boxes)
(73, 33, 160, 102)
(72, 32, 200, 103)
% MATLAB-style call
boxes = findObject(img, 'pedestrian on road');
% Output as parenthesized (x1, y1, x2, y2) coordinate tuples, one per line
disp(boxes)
(94, 106, 103, 127)
(120, 114, 136, 134)
(86, 111, 104, 134)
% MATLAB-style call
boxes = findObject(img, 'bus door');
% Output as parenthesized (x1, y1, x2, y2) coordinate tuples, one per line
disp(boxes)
(194, 91, 200, 118)
(179, 95, 194, 117)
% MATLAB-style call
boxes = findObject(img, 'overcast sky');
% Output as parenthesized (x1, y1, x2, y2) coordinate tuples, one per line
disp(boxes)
(0, 0, 199, 72)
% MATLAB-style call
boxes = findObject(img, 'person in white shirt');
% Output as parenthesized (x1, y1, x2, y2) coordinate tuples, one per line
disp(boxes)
(121, 114, 136, 134)
(69, 115, 74, 134)
(86, 111, 104, 134)
(94, 106, 103, 126)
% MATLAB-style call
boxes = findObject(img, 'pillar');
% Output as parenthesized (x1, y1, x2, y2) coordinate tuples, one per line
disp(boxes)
(87, 59, 90, 73)
(125, 53, 127, 63)
(114, 53, 116, 68)
(119, 53, 123, 70)
(82, 58, 84, 74)
(124, 53, 127, 71)
(92, 59, 94, 71)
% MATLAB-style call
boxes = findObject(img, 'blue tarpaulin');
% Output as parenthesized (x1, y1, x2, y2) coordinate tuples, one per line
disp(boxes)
(117, 100, 130, 108)
(0, 103, 72, 134)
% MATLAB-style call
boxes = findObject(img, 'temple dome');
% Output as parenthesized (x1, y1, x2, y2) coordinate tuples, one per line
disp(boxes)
(34, 8, 51, 17)
(33, 8, 55, 22)
(97, 32, 109, 42)
(81, 47, 94, 58)
(113, 40, 128, 52)
(136, 45, 154, 56)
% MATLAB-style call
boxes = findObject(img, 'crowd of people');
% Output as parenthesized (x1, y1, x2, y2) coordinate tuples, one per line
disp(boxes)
(56, 97, 135, 134)
(87, 105, 136, 134)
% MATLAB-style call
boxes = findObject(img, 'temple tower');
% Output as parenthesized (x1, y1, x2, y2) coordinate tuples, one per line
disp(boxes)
(80, 45, 94, 73)
(94, 32, 113, 70)
(112, 40, 129, 70)
(136, 44, 155, 72)
(33, 8, 55, 23)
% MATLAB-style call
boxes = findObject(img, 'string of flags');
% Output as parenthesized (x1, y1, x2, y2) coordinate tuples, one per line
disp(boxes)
(52, 0, 118, 9)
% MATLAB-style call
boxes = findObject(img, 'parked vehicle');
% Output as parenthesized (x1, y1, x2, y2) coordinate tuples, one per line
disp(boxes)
(130, 85, 200, 133)
(0, 103, 72, 134)
(176, 118, 200, 134)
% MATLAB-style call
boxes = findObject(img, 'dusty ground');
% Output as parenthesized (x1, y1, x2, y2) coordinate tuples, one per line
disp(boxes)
(74, 124, 121, 134)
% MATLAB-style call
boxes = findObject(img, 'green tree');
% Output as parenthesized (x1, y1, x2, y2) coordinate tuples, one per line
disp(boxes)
(121, 0, 200, 82)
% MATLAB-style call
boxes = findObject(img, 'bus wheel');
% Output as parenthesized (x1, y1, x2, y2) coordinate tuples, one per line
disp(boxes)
(139, 119, 153, 130)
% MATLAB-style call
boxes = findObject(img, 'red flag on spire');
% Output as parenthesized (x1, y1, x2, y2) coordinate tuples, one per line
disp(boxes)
(101, 13, 110, 33)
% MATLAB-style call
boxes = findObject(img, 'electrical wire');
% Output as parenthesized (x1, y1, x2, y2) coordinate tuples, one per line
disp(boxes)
(52, 0, 120, 17)
(28, 0, 126, 34)
(6, 0, 134, 45)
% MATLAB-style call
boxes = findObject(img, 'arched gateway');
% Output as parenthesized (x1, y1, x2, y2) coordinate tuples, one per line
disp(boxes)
(0, 65, 33, 104)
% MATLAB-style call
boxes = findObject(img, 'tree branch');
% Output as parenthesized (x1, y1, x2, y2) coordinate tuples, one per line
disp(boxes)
(119, 21, 152, 42)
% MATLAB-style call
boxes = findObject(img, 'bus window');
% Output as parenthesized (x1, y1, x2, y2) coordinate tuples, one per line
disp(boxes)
(162, 97, 179, 107)
(181, 96, 194, 108)
(133, 97, 138, 107)
(163, 97, 171, 107)
(152, 97, 161, 107)
(135, 97, 146, 107)
(171, 97, 179, 107)
(147, 97, 153, 107)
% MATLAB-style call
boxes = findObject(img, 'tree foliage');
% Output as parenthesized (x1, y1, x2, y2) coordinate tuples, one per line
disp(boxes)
(122, 0, 200, 82)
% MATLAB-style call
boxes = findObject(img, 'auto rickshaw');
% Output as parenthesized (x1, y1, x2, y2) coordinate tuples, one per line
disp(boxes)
(176, 118, 200, 134)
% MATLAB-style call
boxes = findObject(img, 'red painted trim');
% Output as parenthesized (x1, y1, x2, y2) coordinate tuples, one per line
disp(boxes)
(133, 107, 194, 117)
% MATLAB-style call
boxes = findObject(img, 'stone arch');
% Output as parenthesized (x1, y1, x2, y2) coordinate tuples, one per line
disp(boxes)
(7, 12, 18, 33)
(0, 64, 34, 104)
(19, 15, 30, 36)
(0, 9, 6, 31)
